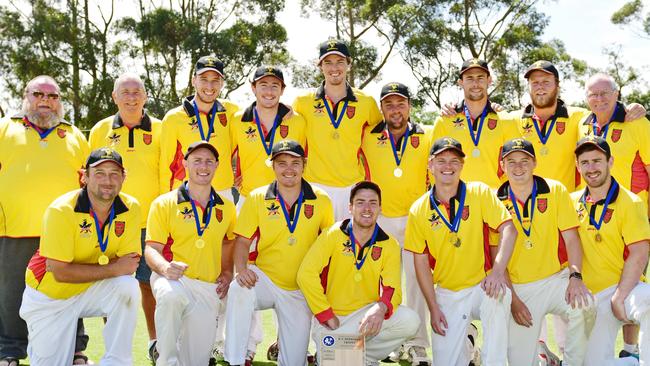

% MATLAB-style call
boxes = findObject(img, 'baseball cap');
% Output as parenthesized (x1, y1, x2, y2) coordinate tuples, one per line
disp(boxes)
(86, 147, 124, 169)
(501, 138, 536, 159)
(184, 141, 219, 161)
(380, 82, 410, 101)
(195, 56, 225, 77)
(430, 137, 466, 157)
(318, 40, 350, 63)
(270, 140, 305, 160)
(574, 135, 611, 158)
(524, 60, 559, 79)
(252, 66, 286, 87)
(459, 58, 490, 78)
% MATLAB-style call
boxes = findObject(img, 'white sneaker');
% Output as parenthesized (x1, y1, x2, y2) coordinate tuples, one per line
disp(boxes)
(467, 323, 481, 366)
(536, 340, 561, 366)
(407, 345, 430, 366)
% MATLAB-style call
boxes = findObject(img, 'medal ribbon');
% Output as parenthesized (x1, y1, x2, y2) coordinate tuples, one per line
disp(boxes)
(581, 179, 618, 231)
(24, 118, 57, 140)
(192, 100, 217, 141)
(187, 183, 215, 238)
(532, 114, 557, 146)
(348, 222, 379, 271)
(429, 182, 467, 234)
(591, 104, 618, 139)
(253, 107, 281, 156)
(463, 104, 487, 147)
(277, 190, 304, 234)
(322, 97, 349, 130)
(508, 181, 537, 238)
(91, 204, 115, 254)
(387, 124, 411, 167)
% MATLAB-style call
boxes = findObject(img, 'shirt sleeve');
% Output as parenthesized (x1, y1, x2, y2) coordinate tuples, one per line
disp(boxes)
(225, 201, 237, 241)
(404, 200, 427, 254)
(480, 184, 512, 230)
(622, 197, 650, 245)
(159, 114, 181, 193)
(379, 239, 402, 319)
(116, 203, 143, 256)
(367, 96, 382, 127)
(297, 229, 336, 323)
(40, 205, 75, 263)
(233, 195, 259, 239)
(320, 195, 335, 231)
(636, 117, 650, 165)
(556, 184, 580, 231)
(146, 196, 170, 245)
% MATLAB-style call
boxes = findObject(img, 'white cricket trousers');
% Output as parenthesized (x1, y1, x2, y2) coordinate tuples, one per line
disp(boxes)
(224, 266, 312, 365)
(584, 283, 650, 366)
(19, 275, 139, 366)
(431, 284, 512, 366)
(151, 273, 224, 366)
(508, 269, 594, 366)
(311, 183, 353, 221)
(378, 214, 430, 349)
(312, 304, 420, 363)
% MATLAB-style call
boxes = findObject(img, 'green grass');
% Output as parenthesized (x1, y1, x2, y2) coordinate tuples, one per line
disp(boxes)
(26, 308, 624, 365)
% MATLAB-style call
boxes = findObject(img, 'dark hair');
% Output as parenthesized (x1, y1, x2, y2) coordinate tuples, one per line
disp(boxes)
(349, 181, 382, 204)
(575, 144, 611, 160)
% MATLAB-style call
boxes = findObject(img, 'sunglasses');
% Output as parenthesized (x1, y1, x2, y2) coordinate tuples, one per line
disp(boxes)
(30, 91, 60, 100)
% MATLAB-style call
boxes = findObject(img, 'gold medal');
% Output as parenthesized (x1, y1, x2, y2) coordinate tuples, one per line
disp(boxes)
(195, 238, 205, 248)
(332, 131, 340, 140)
(98, 254, 109, 265)
(524, 239, 533, 249)
(472, 148, 480, 158)
(265, 158, 272, 167)
(393, 167, 403, 178)
(595, 233, 602, 242)
(449, 233, 461, 247)
(354, 272, 362, 282)
(540, 146, 549, 156)
(39, 140, 47, 148)
(288, 235, 296, 245)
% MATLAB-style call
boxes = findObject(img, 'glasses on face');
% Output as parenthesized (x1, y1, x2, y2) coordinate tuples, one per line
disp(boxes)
(30, 91, 60, 100)
(587, 90, 615, 99)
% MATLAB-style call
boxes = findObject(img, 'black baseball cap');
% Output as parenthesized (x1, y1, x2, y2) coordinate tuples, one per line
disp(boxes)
(270, 140, 305, 160)
(252, 66, 285, 87)
(380, 82, 410, 101)
(318, 40, 350, 63)
(501, 138, 536, 159)
(574, 136, 611, 159)
(86, 147, 124, 169)
(430, 137, 466, 157)
(459, 58, 490, 78)
(195, 56, 225, 77)
(184, 141, 219, 161)
(524, 60, 559, 79)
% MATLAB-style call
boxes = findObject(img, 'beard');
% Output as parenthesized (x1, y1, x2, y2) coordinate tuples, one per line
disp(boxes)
(531, 87, 559, 109)
(22, 101, 62, 129)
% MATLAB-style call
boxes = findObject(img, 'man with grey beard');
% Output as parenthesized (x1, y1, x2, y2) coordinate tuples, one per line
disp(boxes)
(0, 75, 90, 366)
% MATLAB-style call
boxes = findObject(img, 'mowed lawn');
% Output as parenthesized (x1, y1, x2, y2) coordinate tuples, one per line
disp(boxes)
(24, 308, 624, 365)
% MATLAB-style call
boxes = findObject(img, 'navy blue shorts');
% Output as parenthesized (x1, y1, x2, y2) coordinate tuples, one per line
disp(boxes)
(135, 228, 152, 283)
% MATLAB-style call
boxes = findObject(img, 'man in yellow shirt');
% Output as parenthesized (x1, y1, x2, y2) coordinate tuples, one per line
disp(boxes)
(405, 137, 517, 366)
(360, 82, 433, 365)
(224, 140, 333, 366)
(0, 75, 89, 366)
(19, 148, 142, 366)
(293, 40, 382, 220)
(159, 56, 238, 201)
(572, 136, 650, 365)
(297, 181, 419, 365)
(145, 141, 236, 366)
(432, 59, 517, 189)
(88, 73, 162, 361)
(495, 138, 592, 365)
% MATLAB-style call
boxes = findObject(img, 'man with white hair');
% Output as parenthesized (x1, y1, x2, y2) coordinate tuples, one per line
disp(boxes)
(89, 73, 162, 362)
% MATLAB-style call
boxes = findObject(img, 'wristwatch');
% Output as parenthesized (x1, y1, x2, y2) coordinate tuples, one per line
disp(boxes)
(569, 271, 583, 280)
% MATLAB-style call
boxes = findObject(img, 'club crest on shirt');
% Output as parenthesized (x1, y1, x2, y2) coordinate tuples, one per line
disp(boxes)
(108, 133, 121, 145)
(487, 119, 497, 130)
(79, 219, 92, 236)
(576, 205, 586, 220)
(537, 198, 548, 213)
(279, 125, 289, 138)
(188, 117, 199, 131)
(603, 208, 614, 223)
(505, 203, 515, 216)
(346, 105, 356, 119)
(180, 207, 194, 221)
(115, 221, 125, 237)
(429, 212, 442, 230)
(453, 117, 464, 129)
(556, 121, 565, 135)
(304, 204, 314, 219)
(57, 128, 66, 138)
(143, 133, 152, 145)
(611, 129, 622, 142)
(245, 126, 257, 140)
(342, 239, 353, 255)
(461, 206, 470, 220)
(218, 113, 227, 126)
(376, 133, 388, 146)
(215, 208, 223, 223)
(522, 121, 534, 135)
(267, 202, 280, 216)
(371, 246, 382, 261)
(411, 135, 420, 148)
(313, 101, 325, 115)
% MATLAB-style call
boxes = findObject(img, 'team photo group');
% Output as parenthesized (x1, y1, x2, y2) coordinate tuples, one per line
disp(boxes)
(1, 38, 650, 366)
